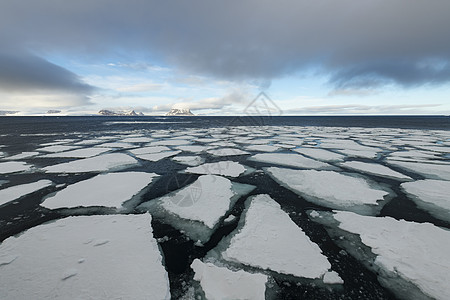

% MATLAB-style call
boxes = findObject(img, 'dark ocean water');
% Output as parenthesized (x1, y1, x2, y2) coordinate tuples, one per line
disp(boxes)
(1, 116, 449, 300)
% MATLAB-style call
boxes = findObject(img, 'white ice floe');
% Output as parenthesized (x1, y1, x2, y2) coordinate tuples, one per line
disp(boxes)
(36, 145, 80, 153)
(249, 153, 332, 169)
(191, 259, 267, 300)
(339, 161, 412, 181)
(120, 137, 154, 143)
(95, 142, 135, 149)
(323, 271, 344, 285)
(138, 175, 255, 243)
(313, 210, 450, 300)
(136, 150, 181, 162)
(401, 179, 450, 223)
(386, 159, 450, 180)
(0, 214, 170, 300)
(207, 148, 250, 157)
(41, 147, 112, 158)
(150, 139, 191, 146)
(0, 180, 53, 207)
(336, 149, 379, 159)
(43, 153, 138, 173)
(222, 194, 332, 279)
(171, 155, 204, 166)
(245, 144, 280, 152)
(4, 152, 39, 160)
(293, 148, 345, 162)
(129, 146, 171, 155)
(41, 172, 158, 209)
(175, 145, 213, 153)
(185, 161, 247, 177)
(0, 161, 33, 174)
(266, 167, 392, 215)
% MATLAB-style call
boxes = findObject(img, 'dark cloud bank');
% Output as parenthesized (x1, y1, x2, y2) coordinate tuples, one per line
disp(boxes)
(1, 0, 450, 95)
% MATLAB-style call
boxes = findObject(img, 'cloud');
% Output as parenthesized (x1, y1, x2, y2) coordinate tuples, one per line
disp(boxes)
(284, 104, 444, 115)
(1, 1, 449, 90)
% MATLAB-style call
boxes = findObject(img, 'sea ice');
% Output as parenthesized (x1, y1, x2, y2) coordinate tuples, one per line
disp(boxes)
(266, 167, 392, 215)
(0, 214, 170, 300)
(293, 148, 345, 162)
(129, 145, 171, 155)
(191, 259, 267, 300)
(185, 161, 246, 177)
(138, 175, 255, 243)
(41, 147, 112, 158)
(222, 194, 332, 279)
(175, 145, 213, 153)
(386, 159, 450, 180)
(150, 139, 191, 146)
(0, 161, 33, 174)
(339, 161, 412, 181)
(41, 172, 158, 209)
(207, 148, 250, 157)
(0, 180, 53, 207)
(43, 153, 138, 173)
(171, 155, 204, 166)
(312, 210, 450, 300)
(95, 142, 135, 149)
(3, 152, 39, 160)
(401, 179, 450, 223)
(249, 153, 332, 169)
(336, 149, 379, 159)
(36, 145, 80, 153)
(135, 150, 181, 162)
(245, 144, 280, 152)
(120, 137, 154, 143)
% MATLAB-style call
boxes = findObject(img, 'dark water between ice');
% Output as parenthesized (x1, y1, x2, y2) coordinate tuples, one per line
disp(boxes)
(1, 116, 449, 299)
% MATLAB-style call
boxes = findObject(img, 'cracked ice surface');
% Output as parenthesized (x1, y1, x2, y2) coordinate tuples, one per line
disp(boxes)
(0, 180, 53, 207)
(249, 153, 332, 169)
(223, 194, 332, 279)
(386, 160, 450, 180)
(41, 172, 158, 209)
(312, 210, 450, 300)
(0, 214, 170, 300)
(185, 161, 247, 177)
(339, 161, 412, 181)
(266, 167, 392, 215)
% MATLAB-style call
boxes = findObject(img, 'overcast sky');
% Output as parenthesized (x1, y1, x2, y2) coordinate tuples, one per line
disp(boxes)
(1, 1, 449, 115)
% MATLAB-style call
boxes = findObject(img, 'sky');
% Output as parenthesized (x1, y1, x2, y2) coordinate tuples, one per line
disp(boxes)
(1, 1, 450, 116)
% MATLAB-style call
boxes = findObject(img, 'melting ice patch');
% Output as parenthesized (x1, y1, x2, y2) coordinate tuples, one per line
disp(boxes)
(221, 194, 333, 279)
(191, 259, 267, 300)
(311, 211, 450, 300)
(266, 167, 392, 215)
(43, 153, 138, 173)
(401, 179, 450, 223)
(185, 161, 247, 177)
(41, 172, 158, 210)
(0, 161, 33, 174)
(138, 175, 255, 243)
(0, 180, 53, 207)
(171, 155, 204, 166)
(339, 161, 412, 181)
(249, 153, 332, 169)
(0, 214, 170, 300)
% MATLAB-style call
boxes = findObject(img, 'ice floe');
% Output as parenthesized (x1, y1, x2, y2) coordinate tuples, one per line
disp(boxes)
(191, 259, 267, 300)
(43, 153, 138, 173)
(150, 139, 191, 146)
(36, 145, 80, 153)
(95, 142, 135, 149)
(339, 161, 412, 181)
(138, 175, 255, 243)
(266, 167, 392, 215)
(135, 150, 182, 162)
(41, 172, 158, 210)
(0, 214, 170, 299)
(41, 147, 112, 158)
(0, 161, 33, 174)
(401, 179, 450, 223)
(171, 155, 204, 166)
(311, 210, 450, 300)
(249, 153, 332, 169)
(185, 161, 247, 177)
(0, 180, 53, 207)
(175, 145, 213, 153)
(293, 148, 345, 162)
(207, 148, 250, 157)
(221, 194, 332, 279)
(129, 145, 171, 155)
(245, 144, 280, 152)
(386, 160, 450, 180)
(120, 137, 154, 143)
(3, 152, 39, 160)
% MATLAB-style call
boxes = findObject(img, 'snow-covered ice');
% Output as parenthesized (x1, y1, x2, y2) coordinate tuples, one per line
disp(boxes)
(245, 144, 280, 152)
(249, 153, 332, 169)
(312, 210, 450, 300)
(293, 148, 345, 162)
(0, 161, 33, 174)
(135, 150, 181, 162)
(386, 159, 450, 180)
(138, 175, 255, 243)
(401, 179, 450, 223)
(207, 148, 250, 157)
(222, 194, 332, 279)
(191, 259, 267, 300)
(36, 145, 80, 153)
(0, 180, 53, 207)
(339, 161, 412, 181)
(185, 161, 247, 177)
(120, 137, 154, 143)
(150, 139, 191, 146)
(266, 167, 392, 215)
(4, 152, 39, 160)
(43, 153, 138, 173)
(171, 155, 204, 166)
(95, 142, 135, 149)
(41, 147, 112, 158)
(41, 172, 158, 209)
(175, 145, 213, 153)
(0, 214, 170, 300)
(129, 145, 171, 155)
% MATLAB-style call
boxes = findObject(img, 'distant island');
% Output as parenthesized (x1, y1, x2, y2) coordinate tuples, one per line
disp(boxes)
(165, 108, 194, 116)
(98, 110, 145, 116)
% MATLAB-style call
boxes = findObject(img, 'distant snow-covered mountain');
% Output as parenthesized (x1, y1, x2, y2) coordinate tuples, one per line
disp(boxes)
(98, 110, 144, 116)
(165, 108, 194, 116)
